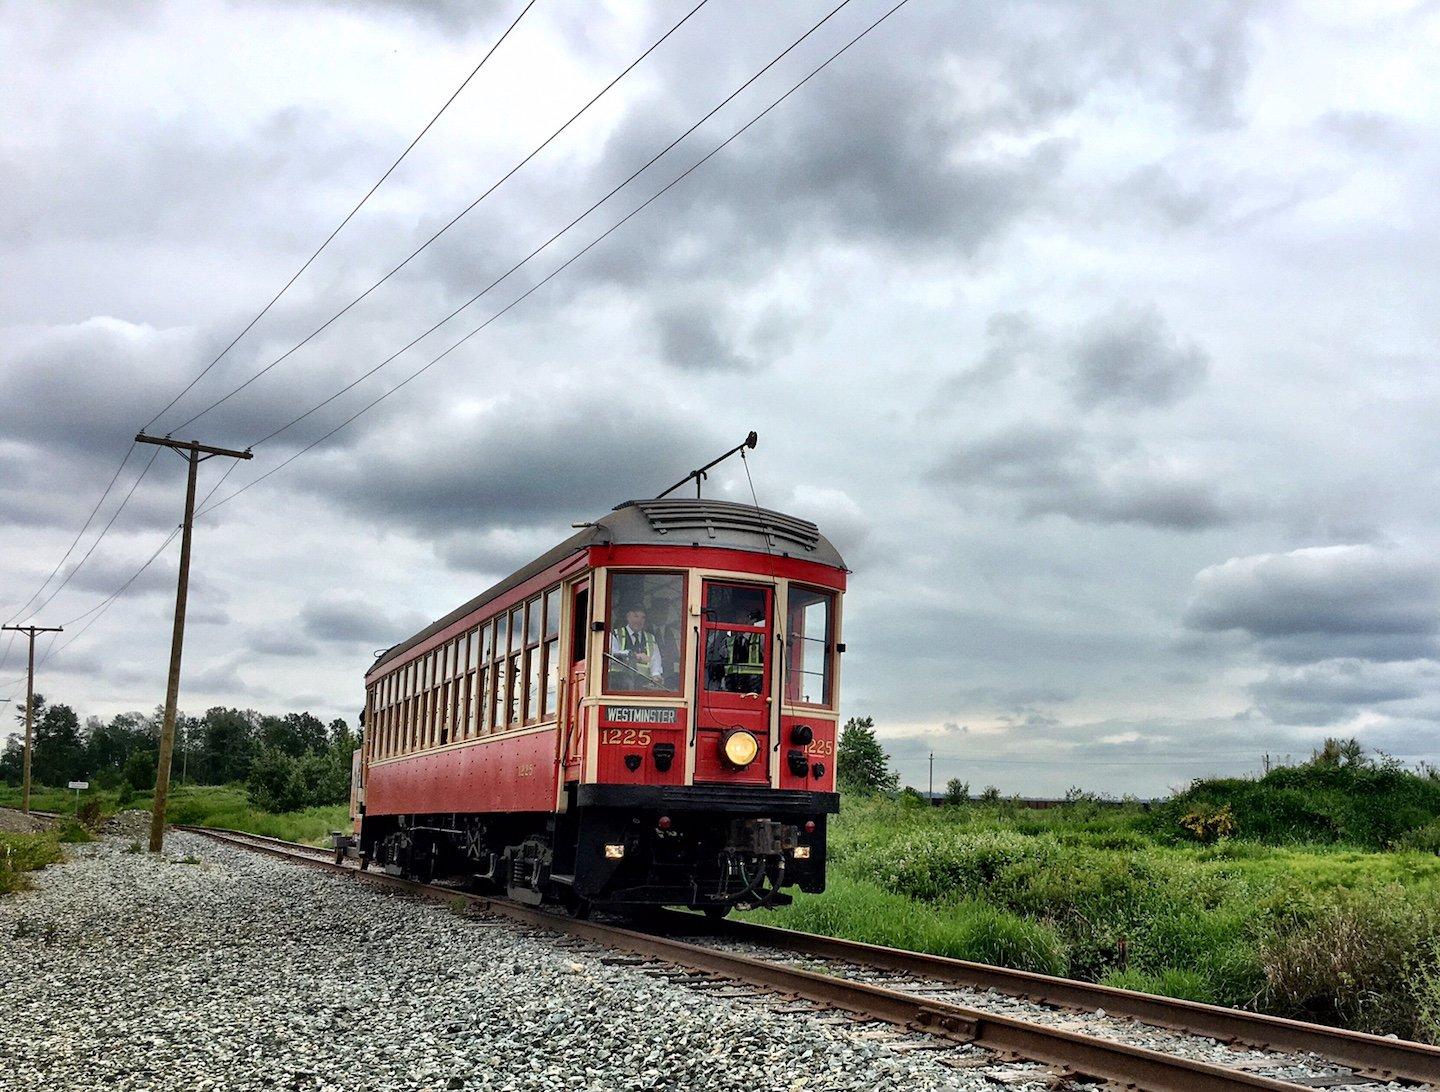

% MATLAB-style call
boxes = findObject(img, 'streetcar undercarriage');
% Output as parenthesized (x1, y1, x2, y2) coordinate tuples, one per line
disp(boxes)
(351, 786, 832, 915)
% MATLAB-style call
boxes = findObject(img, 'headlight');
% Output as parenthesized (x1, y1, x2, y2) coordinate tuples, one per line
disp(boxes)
(720, 729, 759, 768)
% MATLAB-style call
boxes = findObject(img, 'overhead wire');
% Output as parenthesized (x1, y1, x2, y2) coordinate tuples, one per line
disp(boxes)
(200, 0, 914, 519)
(0, 2, 537, 663)
(0, 441, 139, 630)
(0, 1, 705, 684)
(11, 0, 914, 690)
(143, 0, 539, 434)
(167, 0, 710, 435)
(244, 0, 855, 451)
(0, 432, 250, 704)
(13, 447, 163, 627)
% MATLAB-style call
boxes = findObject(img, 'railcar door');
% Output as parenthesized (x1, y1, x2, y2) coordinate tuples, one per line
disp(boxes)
(563, 581, 589, 780)
(694, 580, 772, 785)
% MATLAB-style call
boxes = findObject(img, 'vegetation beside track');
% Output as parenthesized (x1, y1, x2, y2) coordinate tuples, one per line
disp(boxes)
(0, 783, 348, 847)
(0, 813, 96, 895)
(751, 735, 1440, 1044)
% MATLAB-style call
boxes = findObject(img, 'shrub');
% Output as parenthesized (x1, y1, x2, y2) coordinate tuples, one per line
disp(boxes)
(1415, 942, 1440, 1045)
(1258, 887, 1440, 1039)
(246, 745, 350, 813)
(1394, 820, 1440, 855)
(1179, 803, 1237, 843)
(76, 797, 104, 831)
(55, 820, 94, 844)
(0, 832, 64, 895)
(1166, 759, 1440, 848)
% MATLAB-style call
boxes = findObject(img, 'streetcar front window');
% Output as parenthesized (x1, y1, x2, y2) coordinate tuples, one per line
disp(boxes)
(604, 571, 683, 695)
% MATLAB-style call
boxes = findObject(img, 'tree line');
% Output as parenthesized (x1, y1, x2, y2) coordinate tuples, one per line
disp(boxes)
(1, 695, 357, 812)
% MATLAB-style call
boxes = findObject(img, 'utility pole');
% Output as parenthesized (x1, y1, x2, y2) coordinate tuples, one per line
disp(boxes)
(136, 433, 252, 852)
(928, 750, 934, 803)
(2, 623, 63, 814)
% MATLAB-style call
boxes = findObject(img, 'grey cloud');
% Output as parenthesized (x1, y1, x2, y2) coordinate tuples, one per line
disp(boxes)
(1068, 306, 1208, 410)
(435, 526, 569, 577)
(654, 300, 755, 374)
(300, 595, 428, 647)
(930, 422, 1238, 530)
(1185, 546, 1440, 662)
(298, 385, 722, 532)
(1317, 110, 1417, 154)
(1111, 163, 1221, 229)
(186, 660, 251, 694)
(246, 630, 320, 659)
(1250, 658, 1436, 726)
(932, 311, 1046, 403)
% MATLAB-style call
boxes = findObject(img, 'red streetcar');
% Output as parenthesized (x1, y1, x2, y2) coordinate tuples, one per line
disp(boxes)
(347, 455, 847, 916)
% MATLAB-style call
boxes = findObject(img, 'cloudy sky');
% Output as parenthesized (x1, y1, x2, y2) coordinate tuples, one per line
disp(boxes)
(2, 0, 1437, 796)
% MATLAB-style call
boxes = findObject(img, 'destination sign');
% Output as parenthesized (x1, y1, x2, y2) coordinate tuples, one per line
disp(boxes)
(605, 706, 679, 725)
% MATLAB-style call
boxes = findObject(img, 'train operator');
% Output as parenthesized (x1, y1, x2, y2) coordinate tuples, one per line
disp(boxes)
(611, 605, 664, 687)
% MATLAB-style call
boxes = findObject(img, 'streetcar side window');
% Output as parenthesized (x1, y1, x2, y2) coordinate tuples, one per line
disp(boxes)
(523, 595, 541, 724)
(603, 571, 684, 696)
(390, 671, 400, 756)
(541, 586, 560, 718)
(507, 606, 523, 727)
(461, 629, 475, 741)
(491, 615, 507, 732)
(785, 586, 835, 707)
(481, 621, 496, 734)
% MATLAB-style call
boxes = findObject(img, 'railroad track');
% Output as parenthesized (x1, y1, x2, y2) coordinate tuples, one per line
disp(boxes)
(182, 825, 1440, 1092)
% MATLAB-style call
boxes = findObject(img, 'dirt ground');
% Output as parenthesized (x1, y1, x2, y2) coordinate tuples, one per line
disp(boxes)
(0, 806, 50, 833)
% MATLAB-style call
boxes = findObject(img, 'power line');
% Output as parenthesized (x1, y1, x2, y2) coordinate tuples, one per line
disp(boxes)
(143, 0, 538, 434)
(3, 0, 700, 666)
(0, 454, 247, 698)
(0, 2, 537, 655)
(202, 1, 913, 517)
(12, 447, 163, 628)
(245, 0, 856, 451)
(0, 441, 139, 630)
(9, 0, 912, 685)
(168, 0, 710, 435)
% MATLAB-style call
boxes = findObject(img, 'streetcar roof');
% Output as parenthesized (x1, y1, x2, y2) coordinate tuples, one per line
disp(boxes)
(367, 498, 845, 675)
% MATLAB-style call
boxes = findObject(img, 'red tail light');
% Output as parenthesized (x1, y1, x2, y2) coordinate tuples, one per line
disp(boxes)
(803, 820, 816, 834)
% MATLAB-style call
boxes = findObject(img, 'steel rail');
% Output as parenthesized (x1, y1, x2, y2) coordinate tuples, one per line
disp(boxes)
(657, 911, 1440, 1086)
(185, 826, 1333, 1092)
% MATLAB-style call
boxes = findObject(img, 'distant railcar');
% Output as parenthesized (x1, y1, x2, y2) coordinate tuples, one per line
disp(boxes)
(349, 498, 847, 915)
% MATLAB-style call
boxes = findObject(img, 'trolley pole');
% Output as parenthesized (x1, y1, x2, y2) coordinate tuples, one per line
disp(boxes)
(135, 433, 252, 852)
(2, 623, 63, 815)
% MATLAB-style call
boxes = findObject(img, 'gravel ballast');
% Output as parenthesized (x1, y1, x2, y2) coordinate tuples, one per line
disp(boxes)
(1, 831, 1053, 1091)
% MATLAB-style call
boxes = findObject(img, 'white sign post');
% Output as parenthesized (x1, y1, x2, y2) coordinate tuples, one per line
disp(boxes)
(68, 780, 89, 813)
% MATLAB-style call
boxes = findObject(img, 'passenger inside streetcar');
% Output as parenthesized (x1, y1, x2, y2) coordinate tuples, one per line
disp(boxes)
(604, 570, 685, 693)
(610, 605, 664, 688)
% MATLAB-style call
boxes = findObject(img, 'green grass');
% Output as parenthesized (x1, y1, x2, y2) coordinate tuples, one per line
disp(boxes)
(0, 831, 66, 895)
(742, 794, 1440, 1043)
(0, 782, 350, 847)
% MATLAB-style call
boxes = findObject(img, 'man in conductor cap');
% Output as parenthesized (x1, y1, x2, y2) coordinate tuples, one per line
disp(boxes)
(611, 605, 664, 687)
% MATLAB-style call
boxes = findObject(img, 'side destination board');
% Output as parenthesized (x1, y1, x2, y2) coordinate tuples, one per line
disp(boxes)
(604, 706, 679, 725)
